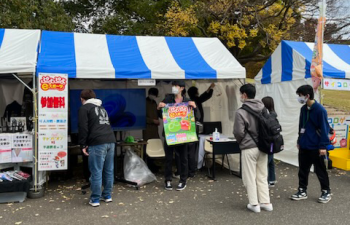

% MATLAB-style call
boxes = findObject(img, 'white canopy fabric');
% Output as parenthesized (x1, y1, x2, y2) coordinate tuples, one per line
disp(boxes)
(0, 29, 41, 74)
(37, 31, 246, 80)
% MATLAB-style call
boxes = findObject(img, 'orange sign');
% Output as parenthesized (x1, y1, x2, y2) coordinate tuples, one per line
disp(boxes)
(40, 75, 67, 91)
(168, 105, 188, 119)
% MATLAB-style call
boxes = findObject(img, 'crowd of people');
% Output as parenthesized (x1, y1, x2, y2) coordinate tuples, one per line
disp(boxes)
(77, 82, 332, 211)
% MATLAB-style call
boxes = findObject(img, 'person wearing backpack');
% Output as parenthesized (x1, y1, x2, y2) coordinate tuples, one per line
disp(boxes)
(233, 84, 272, 213)
(291, 84, 331, 203)
(262, 96, 278, 187)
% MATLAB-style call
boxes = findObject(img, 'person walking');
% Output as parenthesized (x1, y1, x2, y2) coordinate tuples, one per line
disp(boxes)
(233, 84, 272, 213)
(291, 84, 331, 203)
(78, 89, 116, 207)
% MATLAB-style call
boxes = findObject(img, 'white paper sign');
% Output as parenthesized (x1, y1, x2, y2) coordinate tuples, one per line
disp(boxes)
(38, 73, 68, 171)
(138, 79, 156, 86)
(0, 134, 12, 163)
(323, 78, 350, 91)
(11, 133, 33, 162)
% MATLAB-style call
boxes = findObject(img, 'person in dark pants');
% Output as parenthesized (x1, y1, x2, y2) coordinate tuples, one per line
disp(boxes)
(186, 84, 215, 177)
(143, 88, 160, 173)
(157, 80, 198, 191)
(261, 96, 277, 187)
(291, 85, 331, 203)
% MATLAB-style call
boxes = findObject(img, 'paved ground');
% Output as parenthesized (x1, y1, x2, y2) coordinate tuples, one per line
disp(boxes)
(0, 161, 349, 225)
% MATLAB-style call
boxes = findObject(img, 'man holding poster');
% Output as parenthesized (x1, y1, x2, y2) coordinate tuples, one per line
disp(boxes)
(157, 81, 199, 191)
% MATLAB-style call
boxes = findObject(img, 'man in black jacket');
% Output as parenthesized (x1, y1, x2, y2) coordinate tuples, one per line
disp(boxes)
(188, 83, 215, 123)
(78, 89, 116, 207)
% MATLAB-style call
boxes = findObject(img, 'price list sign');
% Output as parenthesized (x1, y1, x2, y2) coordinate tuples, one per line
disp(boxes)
(38, 73, 68, 171)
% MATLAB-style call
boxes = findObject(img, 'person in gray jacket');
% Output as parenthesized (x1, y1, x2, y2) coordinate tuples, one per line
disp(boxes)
(233, 84, 272, 213)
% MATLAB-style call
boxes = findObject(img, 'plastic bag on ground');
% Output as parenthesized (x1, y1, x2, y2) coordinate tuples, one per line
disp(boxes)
(123, 148, 157, 186)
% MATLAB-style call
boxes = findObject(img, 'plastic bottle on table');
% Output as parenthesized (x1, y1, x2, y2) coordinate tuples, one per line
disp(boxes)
(213, 128, 220, 142)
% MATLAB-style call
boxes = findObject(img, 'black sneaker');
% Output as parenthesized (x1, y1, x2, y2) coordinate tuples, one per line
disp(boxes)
(176, 182, 186, 191)
(291, 188, 308, 200)
(165, 181, 173, 191)
(318, 190, 331, 203)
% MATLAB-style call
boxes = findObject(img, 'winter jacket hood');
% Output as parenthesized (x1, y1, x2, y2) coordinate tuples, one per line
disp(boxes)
(84, 98, 102, 106)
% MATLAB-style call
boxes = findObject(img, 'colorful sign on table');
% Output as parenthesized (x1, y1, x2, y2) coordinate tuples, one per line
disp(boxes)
(323, 78, 350, 91)
(328, 115, 350, 149)
(162, 103, 198, 145)
(38, 73, 68, 171)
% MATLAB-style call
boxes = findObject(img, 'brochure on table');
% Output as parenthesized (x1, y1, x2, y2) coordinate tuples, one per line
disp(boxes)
(162, 103, 198, 146)
(328, 115, 350, 150)
(38, 73, 68, 171)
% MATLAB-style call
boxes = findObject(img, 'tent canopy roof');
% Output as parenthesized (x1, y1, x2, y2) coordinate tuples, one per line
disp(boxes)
(37, 30, 245, 80)
(0, 29, 41, 75)
(255, 40, 350, 84)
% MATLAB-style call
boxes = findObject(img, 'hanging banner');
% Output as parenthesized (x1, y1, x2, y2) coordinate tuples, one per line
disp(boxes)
(38, 73, 68, 171)
(323, 78, 350, 91)
(328, 115, 350, 149)
(162, 103, 198, 145)
(310, 0, 327, 91)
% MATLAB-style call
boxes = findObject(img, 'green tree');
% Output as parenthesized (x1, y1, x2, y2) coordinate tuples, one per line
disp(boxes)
(0, 0, 74, 31)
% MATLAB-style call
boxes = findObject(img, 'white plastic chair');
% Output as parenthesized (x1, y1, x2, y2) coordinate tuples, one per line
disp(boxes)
(146, 139, 165, 158)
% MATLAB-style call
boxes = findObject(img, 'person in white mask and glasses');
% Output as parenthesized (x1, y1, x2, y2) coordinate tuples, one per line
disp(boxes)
(291, 84, 331, 203)
(157, 80, 198, 191)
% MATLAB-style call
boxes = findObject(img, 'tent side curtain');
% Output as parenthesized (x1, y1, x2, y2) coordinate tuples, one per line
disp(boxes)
(37, 31, 246, 79)
(0, 29, 41, 74)
(255, 40, 350, 84)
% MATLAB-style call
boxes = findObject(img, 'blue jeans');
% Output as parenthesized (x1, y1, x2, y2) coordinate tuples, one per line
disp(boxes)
(268, 154, 276, 182)
(88, 143, 115, 202)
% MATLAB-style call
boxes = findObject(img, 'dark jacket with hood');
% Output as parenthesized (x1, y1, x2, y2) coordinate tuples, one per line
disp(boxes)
(78, 98, 116, 148)
(233, 99, 265, 150)
(297, 101, 330, 150)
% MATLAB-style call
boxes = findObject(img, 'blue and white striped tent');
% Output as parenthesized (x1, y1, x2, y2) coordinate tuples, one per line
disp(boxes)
(37, 30, 245, 80)
(255, 40, 350, 167)
(255, 40, 350, 84)
(0, 29, 41, 74)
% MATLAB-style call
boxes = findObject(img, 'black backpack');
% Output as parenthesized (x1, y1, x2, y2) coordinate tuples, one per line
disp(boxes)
(241, 105, 284, 155)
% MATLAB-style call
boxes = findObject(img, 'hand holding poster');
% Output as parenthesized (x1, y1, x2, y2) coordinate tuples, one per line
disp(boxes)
(162, 103, 198, 145)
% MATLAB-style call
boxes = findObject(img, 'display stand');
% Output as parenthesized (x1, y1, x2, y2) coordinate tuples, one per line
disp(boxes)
(114, 131, 139, 190)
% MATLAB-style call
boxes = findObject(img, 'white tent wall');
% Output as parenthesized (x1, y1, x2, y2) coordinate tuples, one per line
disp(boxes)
(255, 78, 318, 166)
(69, 79, 243, 172)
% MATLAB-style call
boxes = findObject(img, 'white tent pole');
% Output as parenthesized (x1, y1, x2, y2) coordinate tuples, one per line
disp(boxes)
(11, 72, 39, 191)
(32, 72, 38, 192)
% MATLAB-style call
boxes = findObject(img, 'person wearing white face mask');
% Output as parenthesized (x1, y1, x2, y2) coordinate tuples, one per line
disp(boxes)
(233, 84, 272, 213)
(157, 80, 199, 191)
(291, 84, 331, 203)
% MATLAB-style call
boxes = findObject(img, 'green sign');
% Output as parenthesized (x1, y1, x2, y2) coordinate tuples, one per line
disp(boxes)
(162, 103, 198, 145)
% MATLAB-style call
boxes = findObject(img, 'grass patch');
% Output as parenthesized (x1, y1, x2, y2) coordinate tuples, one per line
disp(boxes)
(322, 90, 350, 113)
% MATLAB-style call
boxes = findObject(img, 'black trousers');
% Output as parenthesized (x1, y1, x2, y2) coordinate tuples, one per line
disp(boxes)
(298, 149, 330, 191)
(164, 142, 188, 183)
(174, 142, 198, 177)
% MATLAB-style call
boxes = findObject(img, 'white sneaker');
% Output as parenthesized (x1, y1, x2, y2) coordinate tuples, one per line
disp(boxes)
(247, 204, 261, 213)
(89, 200, 100, 207)
(260, 203, 273, 211)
